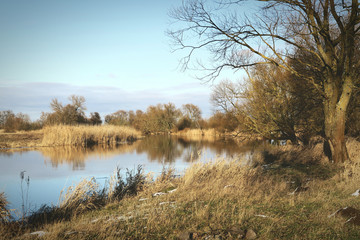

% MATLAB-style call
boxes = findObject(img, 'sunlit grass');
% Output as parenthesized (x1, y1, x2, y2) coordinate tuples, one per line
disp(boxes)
(174, 128, 221, 142)
(2, 138, 360, 239)
(41, 125, 142, 147)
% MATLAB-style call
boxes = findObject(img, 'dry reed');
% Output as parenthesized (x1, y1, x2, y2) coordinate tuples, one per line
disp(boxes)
(174, 128, 221, 142)
(58, 178, 104, 216)
(0, 192, 11, 223)
(41, 125, 141, 147)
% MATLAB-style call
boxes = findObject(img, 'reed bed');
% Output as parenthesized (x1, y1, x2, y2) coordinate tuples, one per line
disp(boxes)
(41, 125, 141, 147)
(174, 128, 221, 142)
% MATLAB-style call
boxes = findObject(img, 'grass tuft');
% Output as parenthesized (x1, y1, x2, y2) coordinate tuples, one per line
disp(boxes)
(0, 192, 11, 224)
(24, 166, 145, 228)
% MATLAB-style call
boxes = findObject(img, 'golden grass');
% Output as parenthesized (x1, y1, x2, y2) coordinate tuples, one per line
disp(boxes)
(175, 128, 263, 142)
(3, 139, 360, 239)
(174, 128, 221, 142)
(0, 192, 11, 223)
(41, 125, 142, 147)
(58, 178, 104, 216)
(0, 130, 43, 149)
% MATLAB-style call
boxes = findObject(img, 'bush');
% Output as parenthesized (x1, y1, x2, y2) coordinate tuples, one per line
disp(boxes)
(111, 165, 146, 201)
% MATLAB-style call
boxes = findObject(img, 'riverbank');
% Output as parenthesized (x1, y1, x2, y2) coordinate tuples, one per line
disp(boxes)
(173, 128, 263, 141)
(0, 125, 142, 149)
(0, 127, 259, 150)
(0, 130, 43, 149)
(1, 139, 360, 239)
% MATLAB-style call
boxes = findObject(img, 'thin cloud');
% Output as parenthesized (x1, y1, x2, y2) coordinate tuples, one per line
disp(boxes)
(0, 82, 211, 120)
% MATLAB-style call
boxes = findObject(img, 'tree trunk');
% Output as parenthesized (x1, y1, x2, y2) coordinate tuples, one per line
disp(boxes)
(324, 111, 349, 163)
(323, 80, 351, 163)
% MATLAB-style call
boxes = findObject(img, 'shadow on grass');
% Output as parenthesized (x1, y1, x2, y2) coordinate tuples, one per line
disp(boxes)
(256, 145, 339, 189)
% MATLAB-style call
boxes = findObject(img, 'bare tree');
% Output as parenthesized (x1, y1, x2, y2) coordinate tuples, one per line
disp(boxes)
(182, 103, 202, 128)
(47, 95, 87, 125)
(169, 0, 360, 163)
(211, 79, 243, 112)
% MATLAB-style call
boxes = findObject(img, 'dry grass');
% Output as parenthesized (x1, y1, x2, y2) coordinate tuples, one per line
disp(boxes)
(58, 178, 104, 216)
(0, 192, 11, 223)
(0, 130, 43, 149)
(41, 125, 141, 147)
(3, 139, 360, 239)
(175, 128, 263, 142)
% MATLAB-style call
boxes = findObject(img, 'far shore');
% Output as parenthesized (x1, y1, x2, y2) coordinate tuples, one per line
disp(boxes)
(0, 130, 43, 149)
(0, 127, 266, 150)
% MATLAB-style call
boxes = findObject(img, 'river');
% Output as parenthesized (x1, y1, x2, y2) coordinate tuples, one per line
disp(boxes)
(0, 135, 261, 218)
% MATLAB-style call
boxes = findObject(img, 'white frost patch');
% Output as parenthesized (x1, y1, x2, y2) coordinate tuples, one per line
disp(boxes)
(153, 192, 166, 197)
(159, 201, 176, 206)
(168, 188, 177, 193)
(117, 215, 133, 221)
(328, 208, 345, 218)
(91, 218, 100, 223)
(288, 187, 299, 195)
(345, 216, 356, 223)
(30, 231, 47, 237)
(351, 189, 360, 196)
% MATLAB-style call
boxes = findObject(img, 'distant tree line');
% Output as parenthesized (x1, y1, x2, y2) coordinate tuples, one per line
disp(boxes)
(0, 95, 207, 134)
(0, 110, 42, 132)
(40, 95, 102, 126)
(104, 103, 204, 134)
(0, 95, 101, 132)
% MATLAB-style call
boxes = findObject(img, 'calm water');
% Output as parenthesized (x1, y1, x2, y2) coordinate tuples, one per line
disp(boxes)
(0, 135, 260, 218)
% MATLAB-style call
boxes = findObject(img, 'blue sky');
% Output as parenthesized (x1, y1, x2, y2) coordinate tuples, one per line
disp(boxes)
(0, 0, 248, 120)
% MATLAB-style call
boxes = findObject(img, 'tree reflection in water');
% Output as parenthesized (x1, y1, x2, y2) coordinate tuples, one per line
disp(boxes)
(38, 135, 263, 169)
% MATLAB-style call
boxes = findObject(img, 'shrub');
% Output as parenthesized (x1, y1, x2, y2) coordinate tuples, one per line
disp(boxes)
(110, 165, 146, 201)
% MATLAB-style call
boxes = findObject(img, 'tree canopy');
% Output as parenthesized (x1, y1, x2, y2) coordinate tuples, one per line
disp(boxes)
(169, 0, 360, 163)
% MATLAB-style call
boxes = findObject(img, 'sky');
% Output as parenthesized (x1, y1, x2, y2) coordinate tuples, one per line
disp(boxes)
(0, 0, 247, 120)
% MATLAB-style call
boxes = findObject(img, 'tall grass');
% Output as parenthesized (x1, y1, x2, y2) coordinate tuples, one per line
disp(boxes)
(4, 139, 360, 239)
(41, 125, 141, 147)
(174, 128, 221, 142)
(0, 192, 11, 223)
(25, 166, 145, 227)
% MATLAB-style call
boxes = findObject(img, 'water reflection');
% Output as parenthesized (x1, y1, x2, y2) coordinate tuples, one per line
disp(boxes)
(39, 142, 140, 170)
(36, 135, 262, 168)
(0, 135, 264, 217)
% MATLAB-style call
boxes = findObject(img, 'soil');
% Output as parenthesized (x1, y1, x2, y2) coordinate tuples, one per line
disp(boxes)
(0, 131, 43, 149)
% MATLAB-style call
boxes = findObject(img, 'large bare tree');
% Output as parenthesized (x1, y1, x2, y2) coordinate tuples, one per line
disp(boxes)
(169, 0, 360, 163)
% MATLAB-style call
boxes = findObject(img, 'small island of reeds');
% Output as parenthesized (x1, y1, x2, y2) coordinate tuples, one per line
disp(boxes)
(41, 125, 142, 147)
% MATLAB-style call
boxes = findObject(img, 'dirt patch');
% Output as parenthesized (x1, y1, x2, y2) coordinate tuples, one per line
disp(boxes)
(0, 131, 43, 149)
